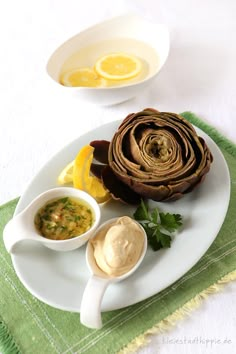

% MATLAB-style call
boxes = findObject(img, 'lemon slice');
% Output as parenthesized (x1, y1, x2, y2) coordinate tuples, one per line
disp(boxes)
(94, 52, 142, 81)
(73, 145, 110, 203)
(57, 160, 74, 184)
(60, 67, 107, 87)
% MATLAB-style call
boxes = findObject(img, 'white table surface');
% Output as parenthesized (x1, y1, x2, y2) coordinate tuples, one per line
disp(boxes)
(0, 1, 235, 353)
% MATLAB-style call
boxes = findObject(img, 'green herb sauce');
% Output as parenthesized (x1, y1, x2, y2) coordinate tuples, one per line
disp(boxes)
(34, 197, 94, 240)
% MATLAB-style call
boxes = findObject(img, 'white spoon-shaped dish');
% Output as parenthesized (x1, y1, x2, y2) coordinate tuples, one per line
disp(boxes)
(3, 187, 101, 253)
(80, 217, 147, 329)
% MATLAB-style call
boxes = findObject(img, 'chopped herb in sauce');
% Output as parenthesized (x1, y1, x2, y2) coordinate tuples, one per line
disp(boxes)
(34, 196, 94, 240)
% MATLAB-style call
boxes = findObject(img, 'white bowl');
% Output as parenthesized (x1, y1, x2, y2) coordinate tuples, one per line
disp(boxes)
(3, 187, 101, 253)
(46, 14, 169, 105)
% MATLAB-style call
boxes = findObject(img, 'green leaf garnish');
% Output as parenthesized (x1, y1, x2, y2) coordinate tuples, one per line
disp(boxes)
(133, 200, 183, 251)
(159, 212, 183, 232)
(133, 199, 150, 220)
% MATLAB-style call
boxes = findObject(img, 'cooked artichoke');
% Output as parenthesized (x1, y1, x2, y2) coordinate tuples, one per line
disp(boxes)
(107, 108, 213, 202)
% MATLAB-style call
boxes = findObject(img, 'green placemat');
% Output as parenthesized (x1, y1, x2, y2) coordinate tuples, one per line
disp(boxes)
(0, 112, 236, 354)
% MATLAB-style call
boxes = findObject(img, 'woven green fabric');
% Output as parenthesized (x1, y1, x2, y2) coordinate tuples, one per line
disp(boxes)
(0, 112, 236, 354)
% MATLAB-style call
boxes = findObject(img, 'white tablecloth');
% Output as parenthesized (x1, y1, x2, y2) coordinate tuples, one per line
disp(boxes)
(0, 1, 235, 353)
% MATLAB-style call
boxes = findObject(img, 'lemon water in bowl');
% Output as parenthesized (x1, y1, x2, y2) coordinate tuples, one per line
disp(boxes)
(59, 38, 160, 88)
(46, 14, 169, 105)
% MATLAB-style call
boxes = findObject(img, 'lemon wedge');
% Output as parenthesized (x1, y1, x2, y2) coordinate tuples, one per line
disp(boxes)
(57, 160, 74, 185)
(94, 52, 142, 81)
(60, 67, 107, 87)
(73, 145, 110, 203)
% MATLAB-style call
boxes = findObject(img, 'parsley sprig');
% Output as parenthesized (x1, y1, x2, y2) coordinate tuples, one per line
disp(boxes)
(133, 199, 183, 251)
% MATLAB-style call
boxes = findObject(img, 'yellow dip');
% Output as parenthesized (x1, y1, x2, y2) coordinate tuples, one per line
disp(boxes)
(90, 216, 144, 277)
(34, 197, 93, 240)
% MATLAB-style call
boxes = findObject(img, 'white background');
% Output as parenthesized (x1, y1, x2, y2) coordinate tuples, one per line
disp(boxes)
(0, 1, 235, 353)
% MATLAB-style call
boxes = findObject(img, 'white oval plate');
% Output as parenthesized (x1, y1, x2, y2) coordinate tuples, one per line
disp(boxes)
(12, 120, 230, 312)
